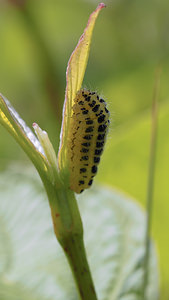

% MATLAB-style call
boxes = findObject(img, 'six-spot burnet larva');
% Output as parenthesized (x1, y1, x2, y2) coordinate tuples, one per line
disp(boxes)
(67, 88, 110, 194)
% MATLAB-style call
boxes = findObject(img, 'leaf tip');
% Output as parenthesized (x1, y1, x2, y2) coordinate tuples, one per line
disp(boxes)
(98, 3, 106, 9)
(32, 122, 37, 129)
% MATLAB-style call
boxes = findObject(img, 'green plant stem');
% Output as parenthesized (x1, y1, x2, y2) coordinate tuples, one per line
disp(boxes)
(143, 71, 160, 299)
(42, 177, 98, 300)
(63, 234, 98, 300)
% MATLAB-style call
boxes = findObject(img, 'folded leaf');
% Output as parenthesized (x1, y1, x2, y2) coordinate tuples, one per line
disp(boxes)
(58, 3, 106, 174)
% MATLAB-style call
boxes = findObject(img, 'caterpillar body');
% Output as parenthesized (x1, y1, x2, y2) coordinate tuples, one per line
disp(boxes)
(68, 89, 110, 194)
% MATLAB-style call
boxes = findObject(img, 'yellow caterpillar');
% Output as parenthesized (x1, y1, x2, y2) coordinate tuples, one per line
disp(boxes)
(67, 89, 110, 194)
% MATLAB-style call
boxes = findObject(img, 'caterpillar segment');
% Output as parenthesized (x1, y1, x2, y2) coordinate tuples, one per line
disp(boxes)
(67, 89, 110, 194)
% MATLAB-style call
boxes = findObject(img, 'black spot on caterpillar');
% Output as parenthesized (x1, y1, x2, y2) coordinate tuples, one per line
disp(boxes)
(95, 148, 103, 155)
(81, 148, 89, 153)
(98, 115, 105, 123)
(96, 141, 104, 148)
(85, 126, 94, 133)
(88, 179, 93, 186)
(86, 120, 93, 125)
(92, 104, 100, 112)
(97, 134, 105, 140)
(80, 168, 87, 173)
(94, 156, 100, 163)
(83, 134, 93, 140)
(82, 142, 91, 147)
(67, 88, 110, 194)
(91, 165, 97, 174)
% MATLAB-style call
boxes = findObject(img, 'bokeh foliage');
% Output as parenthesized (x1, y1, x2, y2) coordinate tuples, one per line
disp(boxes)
(0, 171, 159, 300)
(0, 0, 168, 298)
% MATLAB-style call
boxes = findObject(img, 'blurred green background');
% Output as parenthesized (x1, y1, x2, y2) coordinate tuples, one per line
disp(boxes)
(0, 0, 168, 298)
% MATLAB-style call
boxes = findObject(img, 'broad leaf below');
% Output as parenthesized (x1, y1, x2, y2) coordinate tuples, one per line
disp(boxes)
(0, 169, 159, 300)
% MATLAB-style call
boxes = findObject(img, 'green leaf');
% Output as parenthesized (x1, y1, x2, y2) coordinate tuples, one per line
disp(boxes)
(58, 3, 106, 175)
(0, 168, 159, 300)
(0, 94, 49, 177)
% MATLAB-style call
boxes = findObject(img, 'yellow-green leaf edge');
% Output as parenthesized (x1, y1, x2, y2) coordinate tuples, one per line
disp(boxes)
(58, 3, 106, 178)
